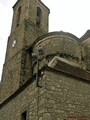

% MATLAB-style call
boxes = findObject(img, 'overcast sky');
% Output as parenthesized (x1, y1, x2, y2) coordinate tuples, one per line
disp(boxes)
(0, 0, 90, 81)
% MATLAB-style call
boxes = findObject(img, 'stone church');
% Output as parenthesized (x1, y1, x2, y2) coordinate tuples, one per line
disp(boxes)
(0, 0, 90, 119)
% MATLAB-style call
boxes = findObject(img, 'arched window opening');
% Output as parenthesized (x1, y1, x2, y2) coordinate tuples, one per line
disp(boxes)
(36, 7, 42, 27)
(16, 6, 21, 27)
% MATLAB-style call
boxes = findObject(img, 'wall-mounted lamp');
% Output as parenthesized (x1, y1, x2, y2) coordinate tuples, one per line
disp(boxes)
(32, 46, 44, 87)
(32, 53, 38, 61)
(38, 46, 44, 55)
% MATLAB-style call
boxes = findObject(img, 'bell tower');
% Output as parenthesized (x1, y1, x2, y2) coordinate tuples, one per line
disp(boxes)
(1, 0, 49, 102)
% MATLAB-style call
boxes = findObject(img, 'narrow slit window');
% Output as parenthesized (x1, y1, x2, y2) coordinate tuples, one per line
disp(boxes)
(36, 7, 42, 27)
(21, 111, 27, 120)
(16, 6, 21, 27)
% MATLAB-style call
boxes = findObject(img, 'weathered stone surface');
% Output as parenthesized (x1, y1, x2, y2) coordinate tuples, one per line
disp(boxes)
(0, 67, 90, 119)
(0, 0, 49, 103)
(1, 0, 90, 119)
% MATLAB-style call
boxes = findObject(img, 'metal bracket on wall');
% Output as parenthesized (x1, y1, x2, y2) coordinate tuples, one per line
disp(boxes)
(32, 46, 44, 87)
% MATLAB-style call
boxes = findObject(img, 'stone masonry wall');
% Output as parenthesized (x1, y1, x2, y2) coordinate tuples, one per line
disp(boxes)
(42, 69, 90, 120)
(0, 75, 47, 120)
(32, 33, 81, 74)
(81, 37, 90, 71)
(1, 68, 90, 120)
(0, 49, 33, 103)
(0, 50, 22, 103)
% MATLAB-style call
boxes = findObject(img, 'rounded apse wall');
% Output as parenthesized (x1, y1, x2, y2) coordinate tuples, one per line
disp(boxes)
(32, 31, 81, 72)
(81, 37, 90, 71)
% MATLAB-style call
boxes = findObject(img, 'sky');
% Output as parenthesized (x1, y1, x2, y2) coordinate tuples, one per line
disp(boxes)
(0, 0, 90, 81)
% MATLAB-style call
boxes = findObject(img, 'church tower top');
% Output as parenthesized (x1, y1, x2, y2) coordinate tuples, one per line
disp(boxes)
(11, 0, 50, 33)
